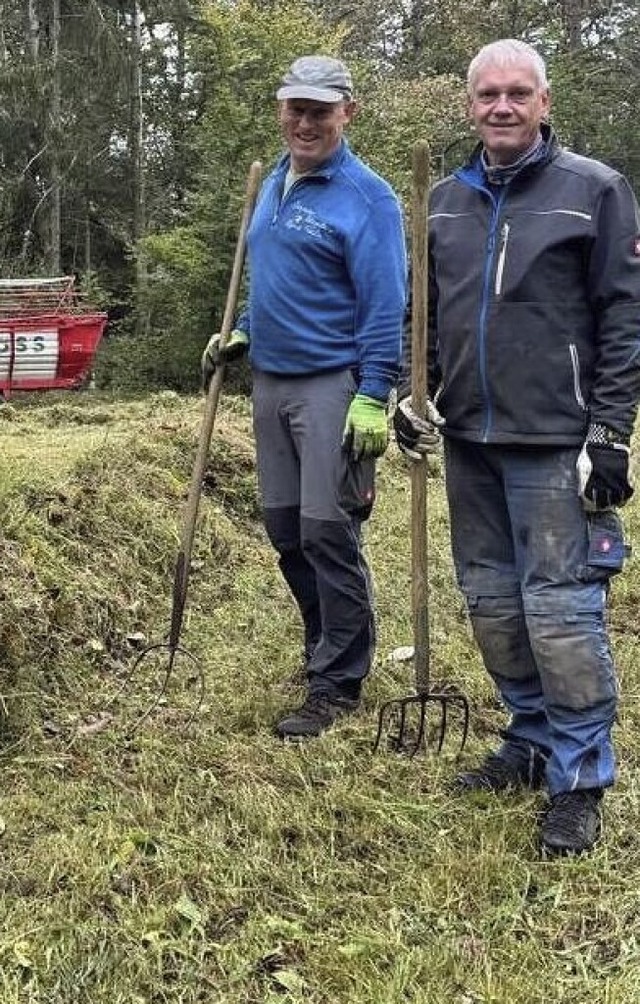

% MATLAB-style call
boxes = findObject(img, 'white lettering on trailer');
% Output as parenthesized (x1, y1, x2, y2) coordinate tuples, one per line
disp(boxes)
(0, 328, 59, 384)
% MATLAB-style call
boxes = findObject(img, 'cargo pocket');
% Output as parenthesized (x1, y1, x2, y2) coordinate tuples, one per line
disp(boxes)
(339, 451, 376, 520)
(577, 510, 630, 583)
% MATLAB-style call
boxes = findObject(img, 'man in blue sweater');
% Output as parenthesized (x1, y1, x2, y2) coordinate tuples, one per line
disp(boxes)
(203, 56, 407, 738)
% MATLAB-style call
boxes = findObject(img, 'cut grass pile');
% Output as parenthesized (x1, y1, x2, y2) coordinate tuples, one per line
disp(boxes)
(1, 390, 640, 1003)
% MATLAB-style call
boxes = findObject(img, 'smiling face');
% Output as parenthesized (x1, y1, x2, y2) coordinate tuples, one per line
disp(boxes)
(468, 58, 550, 166)
(279, 98, 355, 172)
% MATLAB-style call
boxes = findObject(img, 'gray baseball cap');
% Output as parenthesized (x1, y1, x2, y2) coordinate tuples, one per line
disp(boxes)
(277, 56, 353, 103)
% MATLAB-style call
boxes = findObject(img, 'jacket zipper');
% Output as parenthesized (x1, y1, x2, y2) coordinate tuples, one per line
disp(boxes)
(494, 222, 510, 295)
(478, 190, 506, 441)
(271, 169, 326, 224)
(271, 176, 303, 224)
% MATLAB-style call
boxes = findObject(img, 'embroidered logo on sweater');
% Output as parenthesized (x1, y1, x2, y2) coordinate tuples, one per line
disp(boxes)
(285, 203, 335, 240)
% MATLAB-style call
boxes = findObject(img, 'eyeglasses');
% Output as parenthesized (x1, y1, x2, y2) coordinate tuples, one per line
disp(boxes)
(473, 87, 538, 106)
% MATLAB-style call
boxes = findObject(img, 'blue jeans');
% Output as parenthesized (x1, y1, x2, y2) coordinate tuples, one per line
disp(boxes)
(445, 439, 619, 795)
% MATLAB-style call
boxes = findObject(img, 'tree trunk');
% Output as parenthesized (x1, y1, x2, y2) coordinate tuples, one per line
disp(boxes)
(49, 0, 62, 275)
(131, 1, 147, 335)
(561, 0, 587, 153)
(26, 0, 39, 61)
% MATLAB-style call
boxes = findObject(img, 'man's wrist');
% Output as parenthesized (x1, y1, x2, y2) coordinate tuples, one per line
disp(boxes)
(587, 422, 630, 448)
(354, 393, 386, 410)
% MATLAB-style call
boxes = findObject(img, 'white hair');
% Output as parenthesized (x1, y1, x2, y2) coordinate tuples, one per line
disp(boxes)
(467, 39, 548, 94)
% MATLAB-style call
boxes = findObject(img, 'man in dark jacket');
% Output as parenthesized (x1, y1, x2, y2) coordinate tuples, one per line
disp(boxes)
(395, 38, 640, 856)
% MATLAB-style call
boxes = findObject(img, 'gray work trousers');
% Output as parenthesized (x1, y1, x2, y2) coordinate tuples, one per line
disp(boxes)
(252, 369, 376, 700)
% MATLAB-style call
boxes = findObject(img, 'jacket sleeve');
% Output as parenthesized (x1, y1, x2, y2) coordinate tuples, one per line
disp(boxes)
(348, 193, 407, 403)
(234, 303, 250, 338)
(588, 174, 640, 440)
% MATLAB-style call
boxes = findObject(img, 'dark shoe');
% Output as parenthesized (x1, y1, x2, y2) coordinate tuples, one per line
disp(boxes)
(454, 745, 547, 792)
(276, 691, 358, 739)
(540, 788, 602, 857)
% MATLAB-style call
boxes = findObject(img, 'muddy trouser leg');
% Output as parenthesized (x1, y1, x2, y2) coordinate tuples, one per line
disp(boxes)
(253, 370, 376, 701)
(445, 439, 618, 795)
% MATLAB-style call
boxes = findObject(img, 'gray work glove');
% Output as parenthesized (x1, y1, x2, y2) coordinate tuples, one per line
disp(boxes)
(393, 395, 444, 461)
(201, 328, 249, 391)
(577, 423, 633, 511)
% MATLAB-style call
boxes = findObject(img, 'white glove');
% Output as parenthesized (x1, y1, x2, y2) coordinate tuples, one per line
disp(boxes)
(393, 395, 444, 461)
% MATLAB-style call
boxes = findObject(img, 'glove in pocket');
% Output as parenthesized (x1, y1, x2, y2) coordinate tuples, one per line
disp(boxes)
(339, 451, 376, 519)
(578, 510, 630, 583)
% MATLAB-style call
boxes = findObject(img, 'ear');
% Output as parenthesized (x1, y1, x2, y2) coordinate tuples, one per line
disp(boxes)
(540, 87, 551, 121)
(343, 99, 358, 124)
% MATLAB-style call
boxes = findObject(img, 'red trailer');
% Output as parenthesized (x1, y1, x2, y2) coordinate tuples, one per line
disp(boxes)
(0, 276, 108, 395)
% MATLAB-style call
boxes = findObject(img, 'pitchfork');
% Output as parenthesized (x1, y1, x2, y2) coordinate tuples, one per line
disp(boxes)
(373, 141, 470, 757)
(108, 160, 263, 734)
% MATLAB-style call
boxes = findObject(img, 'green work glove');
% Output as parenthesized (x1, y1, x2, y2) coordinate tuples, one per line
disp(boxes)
(342, 394, 389, 460)
(201, 328, 249, 391)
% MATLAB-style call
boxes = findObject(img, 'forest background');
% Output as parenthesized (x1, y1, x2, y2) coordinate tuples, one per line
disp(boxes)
(2, 0, 640, 388)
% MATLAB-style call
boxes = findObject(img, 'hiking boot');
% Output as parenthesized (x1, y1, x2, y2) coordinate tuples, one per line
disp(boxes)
(540, 788, 602, 857)
(454, 745, 547, 793)
(276, 691, 358, 740)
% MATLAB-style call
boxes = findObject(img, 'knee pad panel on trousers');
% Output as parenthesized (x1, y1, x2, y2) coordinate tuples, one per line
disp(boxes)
(527, 611, 618, 713)
(263, 506, 300, 554)
(300, 515, 372, 611)
(467, 594, 538, 683)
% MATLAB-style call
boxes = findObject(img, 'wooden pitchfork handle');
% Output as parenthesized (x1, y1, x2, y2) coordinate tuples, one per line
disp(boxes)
(410, 141, 431, 694)
(168, 159, 263, 650)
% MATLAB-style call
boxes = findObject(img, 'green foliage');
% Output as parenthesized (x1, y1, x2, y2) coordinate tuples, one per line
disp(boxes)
(137, 227, 214, 341)
(76, 270, 113, 312)
(94, 331, 204, 393)
(350, 73, 472, 206)
(550, 40, 640, 191)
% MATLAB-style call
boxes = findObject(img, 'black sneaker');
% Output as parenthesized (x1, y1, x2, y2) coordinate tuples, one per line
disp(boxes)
(454, 745, 547, 792)
(540, 788, 602, 857)
(276, 691, 358, 739)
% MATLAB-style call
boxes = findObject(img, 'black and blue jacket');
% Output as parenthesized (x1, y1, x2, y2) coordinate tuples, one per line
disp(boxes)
(423, 125, 640, 445)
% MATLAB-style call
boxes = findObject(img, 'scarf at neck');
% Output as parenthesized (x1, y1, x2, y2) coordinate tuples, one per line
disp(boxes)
(482, 134, 545, 186)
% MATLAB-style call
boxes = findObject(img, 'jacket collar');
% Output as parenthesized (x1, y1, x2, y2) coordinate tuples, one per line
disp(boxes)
(275, 138, 350, 181)
(456, 123, 558, 189)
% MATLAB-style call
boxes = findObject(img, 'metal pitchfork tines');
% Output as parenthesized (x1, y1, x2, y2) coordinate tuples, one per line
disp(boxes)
(373, 141, 470, 757)
(108, 160, 263, 734)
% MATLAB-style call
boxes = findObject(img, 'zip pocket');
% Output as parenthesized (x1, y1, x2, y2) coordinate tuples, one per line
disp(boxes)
(569, 343, 586, 410)
(494, 222, 510, 295)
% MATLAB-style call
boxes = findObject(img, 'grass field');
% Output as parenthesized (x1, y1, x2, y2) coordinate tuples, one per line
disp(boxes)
(1, 390, 640, 1003)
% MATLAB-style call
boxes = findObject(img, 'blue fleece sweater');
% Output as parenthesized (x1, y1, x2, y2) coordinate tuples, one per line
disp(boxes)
(237, 140, 407, 402)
